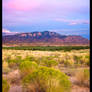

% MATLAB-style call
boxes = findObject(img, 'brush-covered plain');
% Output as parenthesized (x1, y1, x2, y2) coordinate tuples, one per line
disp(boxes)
(2, 48, 90, 92)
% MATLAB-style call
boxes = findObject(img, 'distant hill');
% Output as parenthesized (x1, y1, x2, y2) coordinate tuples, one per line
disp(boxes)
(2, 31, 89, 46)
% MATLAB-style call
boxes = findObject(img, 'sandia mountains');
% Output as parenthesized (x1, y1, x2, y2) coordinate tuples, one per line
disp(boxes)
(2, 31, 89, 46)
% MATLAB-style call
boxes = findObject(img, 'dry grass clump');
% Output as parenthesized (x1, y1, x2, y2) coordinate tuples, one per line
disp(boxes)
(75, 69, 90, 87)
(3, 62, 10, 74)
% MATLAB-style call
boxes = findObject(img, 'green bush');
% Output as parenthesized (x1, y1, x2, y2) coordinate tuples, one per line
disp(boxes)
(22, 67, 71, 92)
(43, 60, 58, 67)
(19, 61, 38, 77)
(24, 56, 35, 61)
(2, 79, 10, 92)
(38, 57, 58, 67)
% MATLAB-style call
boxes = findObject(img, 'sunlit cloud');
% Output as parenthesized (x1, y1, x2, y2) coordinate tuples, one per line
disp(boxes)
(3, 29, 11, 33)
(2, 29, 19, 35)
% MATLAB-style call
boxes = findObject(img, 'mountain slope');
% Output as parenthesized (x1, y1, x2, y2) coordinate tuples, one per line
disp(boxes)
(2, 31, 89, 46)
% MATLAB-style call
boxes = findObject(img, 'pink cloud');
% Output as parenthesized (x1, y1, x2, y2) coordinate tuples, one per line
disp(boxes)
(68, 20, 89, 25)
(3, 29, 11, 33)
(3, 0, 40, 11)
(54, 18, 89, 25)
(69, 22, 78, 25)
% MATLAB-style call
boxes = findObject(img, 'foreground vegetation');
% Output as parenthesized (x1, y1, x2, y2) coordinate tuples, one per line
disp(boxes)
(2, 48, 90, 92)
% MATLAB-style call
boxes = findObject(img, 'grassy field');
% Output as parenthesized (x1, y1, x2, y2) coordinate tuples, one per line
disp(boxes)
(2, 48, 90, 92)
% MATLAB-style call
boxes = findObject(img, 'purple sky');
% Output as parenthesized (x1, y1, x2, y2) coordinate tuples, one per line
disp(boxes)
(2, 0, 90, 39)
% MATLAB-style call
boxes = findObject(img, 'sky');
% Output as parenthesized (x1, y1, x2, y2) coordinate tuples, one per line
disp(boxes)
(2, 0, 90, 39)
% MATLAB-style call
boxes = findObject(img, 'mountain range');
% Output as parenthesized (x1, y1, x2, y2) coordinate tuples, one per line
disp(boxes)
(2, 31, 89, 46)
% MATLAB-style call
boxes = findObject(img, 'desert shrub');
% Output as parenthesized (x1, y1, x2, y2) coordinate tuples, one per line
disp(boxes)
(5, 56, 11, 62)
(8, 62, 17, 69)
(64, 59, 74, 67)
(73, 55, 85, 67)
(57, 57, 65, 65)
(74, 55, 81, 64)
(64, 60, 70, 67)
(37, 57, 58, 67)
(73, 54, 90, 67)
(8, 59, 18, 69)
(24, 56, 35, 61)
(15, 56, 22, 62)
(33, 57, 41, 65)
(85, 59, 90, 66)
(85, 55, 90, 59)
(2, 62, 10, 74)
(2, 79, 10, 92)
(7, 56, 23, 69)
(43, 60, 58, 67)
(13, 56, 23, 65)
(22, 66, 71, 92)
(19, 61, 38, 78)
(85, 55, 90, 66)
(75, 69, 90, 87)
